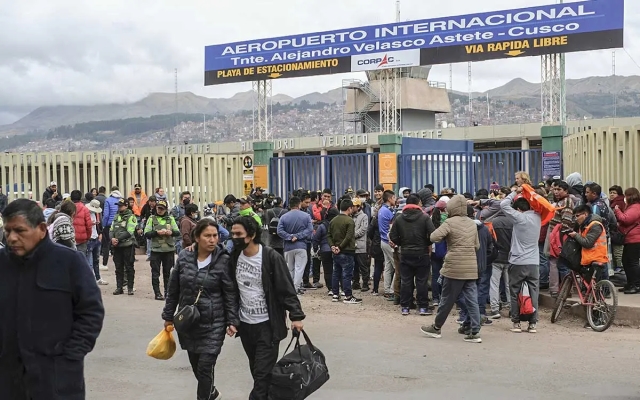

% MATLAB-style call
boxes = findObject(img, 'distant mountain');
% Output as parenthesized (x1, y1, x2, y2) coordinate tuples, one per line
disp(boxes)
(2, 75, 639, 135)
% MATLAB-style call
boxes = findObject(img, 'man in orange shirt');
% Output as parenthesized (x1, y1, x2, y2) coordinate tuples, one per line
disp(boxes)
(129, 183, 148, 218)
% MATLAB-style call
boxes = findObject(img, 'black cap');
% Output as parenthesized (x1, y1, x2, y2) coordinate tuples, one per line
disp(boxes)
(134, 183, 142, 189)
(117, 198, 127, 207)
(356, 189, 367, 196)
(237, 196, 250, 204)
(157, 200, 168, 209)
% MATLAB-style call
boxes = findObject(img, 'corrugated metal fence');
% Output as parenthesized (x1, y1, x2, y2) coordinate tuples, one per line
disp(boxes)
(272, 150, 543, 197)
(270, 154, 378, 198)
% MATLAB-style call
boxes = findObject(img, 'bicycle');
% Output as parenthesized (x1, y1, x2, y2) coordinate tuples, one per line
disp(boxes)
(550, 262, 618, 332)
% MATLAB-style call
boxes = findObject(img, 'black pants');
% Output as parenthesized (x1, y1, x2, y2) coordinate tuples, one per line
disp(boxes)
(113, 245, 135, 291)
(150, 251, 174, 295)
(303, 243, 312, 284)
(320, 251, 334, 290)
(101, 226, 111, 266)
(400, 254, 430, 308)
(352, 253, 370, 287)
(240, 321, 280, 400)
(622, 243, 640, 287)
(372, 254, 384, 293)
(187, 352, 219, 400)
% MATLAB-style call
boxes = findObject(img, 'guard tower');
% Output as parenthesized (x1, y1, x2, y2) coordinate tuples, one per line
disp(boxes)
(342, 66, 451, 134)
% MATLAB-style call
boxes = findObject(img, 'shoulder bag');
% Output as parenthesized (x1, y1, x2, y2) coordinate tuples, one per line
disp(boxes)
(173, 260, 211, 333)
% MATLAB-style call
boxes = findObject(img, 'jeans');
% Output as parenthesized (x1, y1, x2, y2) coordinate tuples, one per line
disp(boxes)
(175, 240, 183, 256)
(459, 265, 492, 322)
(332, 253, 355, 298)
(431, 256, 443, 303)
(399, 254, 430, 308)
(372, 254, 384, 293)
(240, 321, 280, 400)
(187, 352, 219, 400)
(380, 241, 395, 294)
(539, 242, 549, 286)
(101, 226, 111, 266)
(549, 257, 570, 294)
(76, 243, 88, 265)
(509, 264, 540, 324)
(320, 251, 333, 290)
(284, 249, 307, 290)
(352, 253, 370, 287)
(435, 277, 481, 334)
(86, 238, 101, 280)
(490, 262, 510, 313)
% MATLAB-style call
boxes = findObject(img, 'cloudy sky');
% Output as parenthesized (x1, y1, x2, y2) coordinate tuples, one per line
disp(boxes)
(0, 0, 637, 124)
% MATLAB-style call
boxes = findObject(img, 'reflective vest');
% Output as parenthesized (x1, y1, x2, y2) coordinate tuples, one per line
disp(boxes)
(580, 220, 609, 265)
(149, 215, 177, 252)
(111, 213, 137, 247)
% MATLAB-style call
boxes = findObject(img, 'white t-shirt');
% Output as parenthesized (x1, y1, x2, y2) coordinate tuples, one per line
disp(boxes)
(236, 245, 269, 324)
(197, 254, 212, 270)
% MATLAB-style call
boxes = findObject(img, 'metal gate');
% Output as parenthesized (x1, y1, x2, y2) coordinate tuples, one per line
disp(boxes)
(399, 149, 544, 194)
(270, 153, 378, 198)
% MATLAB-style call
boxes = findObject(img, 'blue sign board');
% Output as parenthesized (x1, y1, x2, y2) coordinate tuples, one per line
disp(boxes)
(542, 151, 562, 178)
(204, 0, 624, 85)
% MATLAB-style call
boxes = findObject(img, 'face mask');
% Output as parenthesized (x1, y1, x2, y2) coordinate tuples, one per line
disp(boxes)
(183, 198, 191, 206)
(232, 237, 248, 251)
(359, 197, 366, 203)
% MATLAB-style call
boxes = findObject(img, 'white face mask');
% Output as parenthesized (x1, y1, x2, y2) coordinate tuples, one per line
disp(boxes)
(359, 197, 366, 203)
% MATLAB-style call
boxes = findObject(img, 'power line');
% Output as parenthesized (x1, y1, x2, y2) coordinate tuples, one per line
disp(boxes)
(623, 48, 640, 71)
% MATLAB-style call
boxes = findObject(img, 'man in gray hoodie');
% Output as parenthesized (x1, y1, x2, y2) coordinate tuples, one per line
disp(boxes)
(500, 189, 541, 334)
(351, 198, 370, 291)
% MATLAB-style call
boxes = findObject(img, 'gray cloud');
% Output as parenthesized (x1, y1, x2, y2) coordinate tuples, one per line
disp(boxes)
(1, 0, 637, 124)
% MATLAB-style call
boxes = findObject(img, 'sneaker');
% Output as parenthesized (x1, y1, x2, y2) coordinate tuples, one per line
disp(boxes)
(341, 291, 346, 297)
(488, 310, 501, 320)
(527, 323, 537, 333)
(419, 308, 432, 316)
(332, 295, 340, 302)
(361, 285, 370, 293)
(510, 323, 522, 333)
(313, 282, 324, 289)
(401, 307, 410, 315)
(432, 299, 440, 308)
(371, 291, 380, 296)
(343, 296, 363, 305)
(128, 289, 135, 296)
(113, 288, 124, 295)
(327, 290, 333, 296)
(420, 324, 442, 338)
(464, 334, 482, 343)
(456, 318, 465, 325)
(96, 279, 109, 285)
(393, 297, 401, 306)
(481, 317, 493, 326)
(154, 293, 165, 301)
(296, 289, 305, 296)
(99, 265, 109, 271)
(458, 326, 471, 335)
(302, 282, 315, 290)
(211, 387, 222, 400)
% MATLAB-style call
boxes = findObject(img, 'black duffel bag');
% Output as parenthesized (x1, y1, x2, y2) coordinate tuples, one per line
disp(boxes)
(269, 329, 329, 400)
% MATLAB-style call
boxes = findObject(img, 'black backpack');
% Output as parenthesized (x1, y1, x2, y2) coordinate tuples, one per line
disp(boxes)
(268, 209, 285, 235)
(269, 330, 329, 400)
(559, 234, 582, 272)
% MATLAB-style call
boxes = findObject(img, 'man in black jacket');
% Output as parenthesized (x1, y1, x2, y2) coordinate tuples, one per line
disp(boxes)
(228, 216, 305, 400)
(389, 194, 436, 316)
(0, 199, 105, 399)
(42, 181, 62, 205)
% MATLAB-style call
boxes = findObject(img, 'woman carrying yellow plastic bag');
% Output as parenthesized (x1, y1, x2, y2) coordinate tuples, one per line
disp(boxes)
(147, 325, 176, 360)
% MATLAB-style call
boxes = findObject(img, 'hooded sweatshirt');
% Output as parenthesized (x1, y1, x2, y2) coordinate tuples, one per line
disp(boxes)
(353, 209, 369, 254)
(430, 195, 480, 280)
(416, 188, 437, 212)
(500, 192, 541, 266)
(389, 204, 435, 255)
(565, 172, 585, 202)
(102, 190, 122, 228)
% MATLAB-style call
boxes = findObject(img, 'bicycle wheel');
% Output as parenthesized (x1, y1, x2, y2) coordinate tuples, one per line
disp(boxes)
(587, 279, 618, 332)
(551, 274, 573, 323)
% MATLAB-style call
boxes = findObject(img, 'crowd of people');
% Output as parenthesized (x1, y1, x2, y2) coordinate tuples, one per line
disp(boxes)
(1, 169, 639, 398)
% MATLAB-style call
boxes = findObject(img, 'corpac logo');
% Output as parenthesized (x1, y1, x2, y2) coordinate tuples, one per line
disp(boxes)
(357, 54, 395, 67)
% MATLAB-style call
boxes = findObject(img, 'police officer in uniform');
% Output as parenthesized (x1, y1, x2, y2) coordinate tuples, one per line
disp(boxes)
(110, 198, 138, 295)
(144, 200, 180, 300)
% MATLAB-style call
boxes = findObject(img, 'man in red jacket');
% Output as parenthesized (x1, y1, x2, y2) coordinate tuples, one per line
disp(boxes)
(71, 190, 93, 259)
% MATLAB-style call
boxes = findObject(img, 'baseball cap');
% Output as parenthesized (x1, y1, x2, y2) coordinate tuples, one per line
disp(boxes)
(156, 200, 168, 209)
(352, 198, 362, 206)
(356, 189, 367, 196)
(117, 198, 128, 207)
(237, 196, 250, 204)
(134, 183, 142, 189)
(50, 181, 57, 186)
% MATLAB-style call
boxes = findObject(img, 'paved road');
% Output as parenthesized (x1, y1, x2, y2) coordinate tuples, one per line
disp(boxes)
(86, 260, 640, 400)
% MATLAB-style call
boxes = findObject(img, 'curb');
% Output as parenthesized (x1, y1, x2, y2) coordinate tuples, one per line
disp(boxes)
(539, 292, 639, 327)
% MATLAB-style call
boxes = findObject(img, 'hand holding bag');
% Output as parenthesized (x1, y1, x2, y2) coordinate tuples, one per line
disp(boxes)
(173, 263, 211, 333)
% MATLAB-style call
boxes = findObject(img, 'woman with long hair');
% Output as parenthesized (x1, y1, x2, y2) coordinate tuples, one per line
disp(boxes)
(613, 187, 640, 294)
(162, 219, 239, 400)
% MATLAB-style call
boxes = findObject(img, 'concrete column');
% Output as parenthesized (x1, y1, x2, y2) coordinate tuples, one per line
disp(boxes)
(278, 151, 285, 158)
(253, 141, 274, 194)
(378, 134, 403, 191)
(366, 146, 374, 190)
(320, 149, 328, 189)
(521, 137, 530, 174)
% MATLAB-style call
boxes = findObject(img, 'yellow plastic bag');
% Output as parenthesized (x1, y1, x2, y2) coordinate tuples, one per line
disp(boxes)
(146, 326, 176, 360)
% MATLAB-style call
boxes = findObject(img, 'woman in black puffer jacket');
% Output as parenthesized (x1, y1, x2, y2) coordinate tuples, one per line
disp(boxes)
(162, 218, 239, 400)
